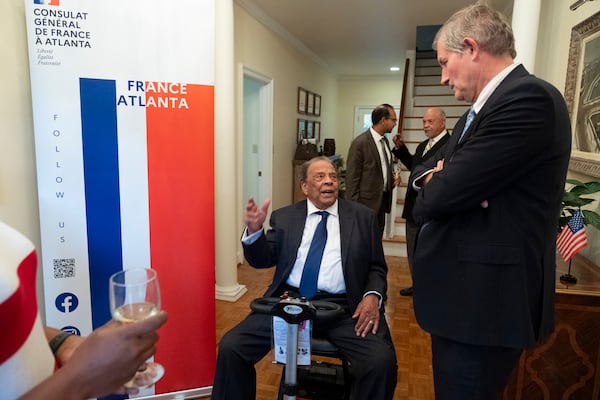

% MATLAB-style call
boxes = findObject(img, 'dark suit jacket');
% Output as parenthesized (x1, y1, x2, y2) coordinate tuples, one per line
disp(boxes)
(410, 65, 571, 349)
(243, 199, 388, 313)
(392, 130, 450, 221)
(345, 130, 393, 214)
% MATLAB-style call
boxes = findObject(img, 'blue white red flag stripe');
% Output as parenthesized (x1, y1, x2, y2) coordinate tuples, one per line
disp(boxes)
(80, 78, 124, 328)
(78, 79, 216, 394)
(145, 82, 215, 391)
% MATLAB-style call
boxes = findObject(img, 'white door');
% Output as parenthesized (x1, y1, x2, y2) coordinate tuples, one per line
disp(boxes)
(242, 67, 273, 209)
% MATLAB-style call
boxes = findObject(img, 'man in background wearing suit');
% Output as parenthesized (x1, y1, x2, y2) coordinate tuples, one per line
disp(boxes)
(212, 157, 397, 400)
(392, 107, 450, 297)
(345, 104, 397, 236)
(410, 5, 571, 399)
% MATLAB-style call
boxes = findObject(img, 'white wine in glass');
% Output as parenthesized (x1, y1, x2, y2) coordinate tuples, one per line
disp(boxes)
(109, 268, 164, 387)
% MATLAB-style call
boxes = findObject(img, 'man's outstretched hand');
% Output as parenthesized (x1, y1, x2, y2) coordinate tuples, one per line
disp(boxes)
(244, 197, 271, 234)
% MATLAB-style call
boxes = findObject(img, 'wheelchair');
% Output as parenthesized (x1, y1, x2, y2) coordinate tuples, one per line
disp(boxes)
(250, 295, 351, 400)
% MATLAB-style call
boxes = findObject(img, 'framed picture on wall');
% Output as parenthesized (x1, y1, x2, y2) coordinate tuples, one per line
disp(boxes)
(306, 120, 314, 141)
(314, 94, 321, 116)
(297, 118, 306, 143)
(314, 121, 321, 143)
(307, 92, 315, 115)
(564, 11, 600, 178)
(297, 87, 307, 114)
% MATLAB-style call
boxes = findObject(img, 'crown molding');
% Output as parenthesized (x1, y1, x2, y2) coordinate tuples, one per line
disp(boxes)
(234, 0, 336, 76)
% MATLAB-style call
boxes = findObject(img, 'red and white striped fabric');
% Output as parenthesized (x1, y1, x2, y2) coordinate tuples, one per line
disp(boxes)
(0, 221, 54, 398)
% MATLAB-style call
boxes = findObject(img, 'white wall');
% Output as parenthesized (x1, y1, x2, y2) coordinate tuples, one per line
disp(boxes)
(1, 0, 40, 248)
(234, 4, 338, 210)
(535, 0, 600, 90)
(1, 0, 45, 316)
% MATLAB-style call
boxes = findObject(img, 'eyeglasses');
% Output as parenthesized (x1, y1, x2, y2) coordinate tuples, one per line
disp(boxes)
(387, 117, 398, 122)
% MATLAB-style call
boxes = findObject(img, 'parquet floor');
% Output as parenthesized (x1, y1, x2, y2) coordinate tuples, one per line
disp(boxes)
(214, 256, 435, 400)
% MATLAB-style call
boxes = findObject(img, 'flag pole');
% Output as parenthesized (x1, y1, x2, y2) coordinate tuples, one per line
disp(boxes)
(560, 258, 577, 284)
(557, 208, 587, 286)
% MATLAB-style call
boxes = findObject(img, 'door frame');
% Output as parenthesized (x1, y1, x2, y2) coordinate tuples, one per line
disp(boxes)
(237, 64, 274, 261)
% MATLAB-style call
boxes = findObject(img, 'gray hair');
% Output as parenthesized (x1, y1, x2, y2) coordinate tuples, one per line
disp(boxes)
(433, 4, 516, 59)
(429, 107, 447, 122)
(299, 156, 335, 182)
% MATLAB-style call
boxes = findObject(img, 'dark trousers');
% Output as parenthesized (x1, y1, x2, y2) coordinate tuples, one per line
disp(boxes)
(430, 335, 522, 400)
(212, 309, 398, 400)
(376, 192, 392, 237)
(405, 219, 419, 276)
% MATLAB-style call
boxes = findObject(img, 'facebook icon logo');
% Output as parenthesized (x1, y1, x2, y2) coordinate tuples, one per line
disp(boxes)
(61, 326, 81, 336)
(55, 292, 79, 313)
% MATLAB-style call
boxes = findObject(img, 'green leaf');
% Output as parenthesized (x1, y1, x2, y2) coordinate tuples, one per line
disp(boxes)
(562, 193, 595, 207)
(582, 210, 600, 231)
(565, 178, 585, 187)
(584, 181, 600, 193)
(560, 180, 600, 232)
(568, 181, 600, 196)
(562, 191, 580, 204)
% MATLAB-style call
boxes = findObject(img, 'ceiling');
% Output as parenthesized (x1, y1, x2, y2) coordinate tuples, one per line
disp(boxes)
(235, 0, 514, 78)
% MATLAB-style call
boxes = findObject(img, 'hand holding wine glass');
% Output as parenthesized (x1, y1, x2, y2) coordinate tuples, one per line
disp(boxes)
(109, 268, 165, 388)
(393, 162, 403, 187)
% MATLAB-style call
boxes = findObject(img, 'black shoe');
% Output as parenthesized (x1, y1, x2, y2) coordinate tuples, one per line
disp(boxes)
(399, 287, 413, 296)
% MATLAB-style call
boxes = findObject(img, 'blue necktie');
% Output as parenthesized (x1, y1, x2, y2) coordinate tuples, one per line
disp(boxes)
(299, 211, 329, 299)
(458, 107, 476, 143)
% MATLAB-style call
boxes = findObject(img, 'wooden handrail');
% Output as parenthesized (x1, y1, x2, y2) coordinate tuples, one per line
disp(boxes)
(397, 58, 410, 135)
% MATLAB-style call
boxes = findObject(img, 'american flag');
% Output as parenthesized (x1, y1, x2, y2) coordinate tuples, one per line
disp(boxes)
(557, 209, 588, 262)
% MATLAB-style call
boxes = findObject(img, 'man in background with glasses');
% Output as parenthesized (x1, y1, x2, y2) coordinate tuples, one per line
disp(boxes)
(346, 103, 398, 236)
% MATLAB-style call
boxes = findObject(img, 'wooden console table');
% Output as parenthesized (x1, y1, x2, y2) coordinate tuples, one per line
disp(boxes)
(501, 254, 600, 399)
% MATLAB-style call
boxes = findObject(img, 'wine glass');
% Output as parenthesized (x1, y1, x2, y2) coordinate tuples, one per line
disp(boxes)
(109, 268, 164, 388)
(393, 161, 403, 186)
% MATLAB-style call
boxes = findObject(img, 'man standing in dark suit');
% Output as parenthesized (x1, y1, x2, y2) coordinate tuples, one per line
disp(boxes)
(345, 104, 397, 236)
(410, 5, 571, 399)
(212, 157, 398, 400)
(392, 107, 450, 297)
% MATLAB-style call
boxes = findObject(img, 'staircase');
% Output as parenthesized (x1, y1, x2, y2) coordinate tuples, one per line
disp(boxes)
(383, 50, 469, 257)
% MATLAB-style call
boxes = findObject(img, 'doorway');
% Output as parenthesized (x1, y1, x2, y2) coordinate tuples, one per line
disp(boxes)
(241, 66, 273, 212)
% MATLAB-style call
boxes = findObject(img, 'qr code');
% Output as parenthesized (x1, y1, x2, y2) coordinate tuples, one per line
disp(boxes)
(53, 258, 75, 278)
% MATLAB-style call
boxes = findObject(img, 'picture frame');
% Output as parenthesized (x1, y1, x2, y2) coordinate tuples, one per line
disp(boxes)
(564, 11, 600, 178)
(314, 94, 321, 116)
(314, 121, 321, 143)
(297, 87, 307, 114)
(306, 120, 314, 141)
(297, 118, 306, 143)
(307, 91, 315, 115)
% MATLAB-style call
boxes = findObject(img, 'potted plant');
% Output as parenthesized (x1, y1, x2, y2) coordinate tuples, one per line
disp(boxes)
(558, 179, 600, 284)
(559, 179, 600, 231)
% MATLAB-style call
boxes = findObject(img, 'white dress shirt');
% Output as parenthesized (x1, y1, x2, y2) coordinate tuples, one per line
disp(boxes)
(370, 128, 392, 190)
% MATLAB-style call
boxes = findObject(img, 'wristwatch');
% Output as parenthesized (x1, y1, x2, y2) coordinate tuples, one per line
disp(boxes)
(49, 331, 74, 355)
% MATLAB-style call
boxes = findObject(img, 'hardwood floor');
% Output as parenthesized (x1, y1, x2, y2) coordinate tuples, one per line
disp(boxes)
(214, 256, 435, 400)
